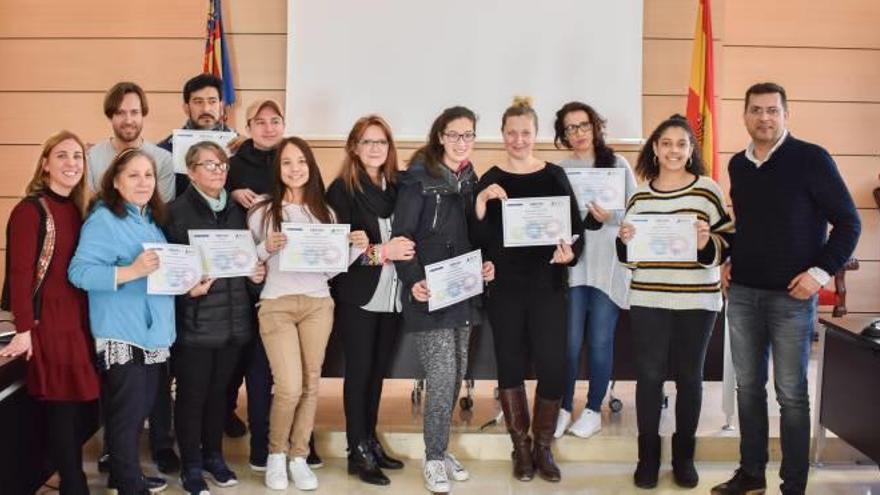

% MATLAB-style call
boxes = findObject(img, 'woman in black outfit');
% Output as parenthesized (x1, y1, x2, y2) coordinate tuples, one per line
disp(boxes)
(472, 97, 584, 483)
(326, 115, 415, 486)
(164, 141, 266, 494)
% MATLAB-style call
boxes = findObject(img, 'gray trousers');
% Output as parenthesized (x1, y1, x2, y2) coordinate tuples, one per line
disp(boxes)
(413, 326, 470, 460)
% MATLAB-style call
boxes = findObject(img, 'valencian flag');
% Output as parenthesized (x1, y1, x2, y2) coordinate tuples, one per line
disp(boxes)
(686, 0, 718, 180)
(203, 0, 236, 106)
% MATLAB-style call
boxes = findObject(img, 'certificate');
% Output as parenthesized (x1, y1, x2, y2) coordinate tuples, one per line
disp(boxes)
(187, 229, 258, 278)
(502, 196, 572, 247)
(425, 250, 483, 312)
(626, 214, 698, 262)
(171, 129, 238, 173)
(143, 243, 203, 295)
(564, 167, 626, 211)
(279, 223, 351, 273)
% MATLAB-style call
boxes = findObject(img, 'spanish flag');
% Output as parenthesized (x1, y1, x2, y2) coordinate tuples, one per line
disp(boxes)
(686, 0, 718, 180)
(203, 0, 236, 106)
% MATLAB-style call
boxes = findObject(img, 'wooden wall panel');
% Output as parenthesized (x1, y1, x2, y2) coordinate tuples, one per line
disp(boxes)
(0, 199, 19, 246)
(643, 39, 723, 96)
(725, 0, 880, 49)
(0, 0, 204, 38)
(840, 262, 880, 314)
(643, 0, 724, 40)
(718, 100, 880, 156)
(0, 146, 38, 197)
(854, 209, 880, 262)
(227, 0, 286, 34)
(0, 35, 283, 93)
(722, 47, 880, 102)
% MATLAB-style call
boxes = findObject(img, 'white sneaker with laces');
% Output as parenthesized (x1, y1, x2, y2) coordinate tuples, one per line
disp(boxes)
(264, 453, 288, 490)
(443, 452, 469, 481)
(423, 459, 450, 493)
(289, 456, 318, 491)
(554, 408, 572, 438)
(568, 408, 602, 438)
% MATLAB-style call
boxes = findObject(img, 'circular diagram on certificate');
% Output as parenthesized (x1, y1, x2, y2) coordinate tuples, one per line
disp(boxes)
(649, 238, 669, 255)
(166, 267, 199, 289)
(461, 274, 479, 291)
(668, 236, 689, 256)
(231, 249, 254, 268)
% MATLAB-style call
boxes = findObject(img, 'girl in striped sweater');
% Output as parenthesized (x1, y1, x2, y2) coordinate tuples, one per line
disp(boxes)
(617, 115, 734, 490)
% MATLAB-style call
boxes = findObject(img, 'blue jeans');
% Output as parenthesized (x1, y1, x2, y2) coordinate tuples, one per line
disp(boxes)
(727, 284, 815, 493)
(562, 286, 621, 412)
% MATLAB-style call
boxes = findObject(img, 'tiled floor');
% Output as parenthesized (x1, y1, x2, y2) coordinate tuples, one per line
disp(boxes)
(45, 458, 880, 494)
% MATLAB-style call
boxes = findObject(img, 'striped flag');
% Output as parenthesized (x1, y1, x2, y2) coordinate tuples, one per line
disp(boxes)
(203, 0, 236, 106)
(686, 0, 718, 180)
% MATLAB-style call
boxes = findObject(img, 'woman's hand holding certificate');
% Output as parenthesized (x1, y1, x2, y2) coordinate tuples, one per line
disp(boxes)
(621, 214, 699, 262)
(502, 196, 573, 247)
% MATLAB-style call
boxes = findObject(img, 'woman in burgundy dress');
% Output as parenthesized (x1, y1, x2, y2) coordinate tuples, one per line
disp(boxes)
(0, 130, 101, 495)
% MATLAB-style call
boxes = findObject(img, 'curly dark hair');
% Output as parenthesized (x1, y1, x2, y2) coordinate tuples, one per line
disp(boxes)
(553, 101, 616, 167)
(635, 114, 705, 181)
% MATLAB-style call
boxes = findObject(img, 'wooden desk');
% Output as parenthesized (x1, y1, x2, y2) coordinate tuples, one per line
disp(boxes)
(0, 319, 54, 495)
(812, 314, 880, 466)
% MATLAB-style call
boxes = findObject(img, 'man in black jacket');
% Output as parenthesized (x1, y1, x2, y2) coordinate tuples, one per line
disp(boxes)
(158, 74, 237, 197)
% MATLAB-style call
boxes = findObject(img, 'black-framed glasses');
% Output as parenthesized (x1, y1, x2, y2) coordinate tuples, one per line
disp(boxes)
(195, 160, 229, 172)
(564, 121, 593, 136)
(442, 131, 476, 143)
(358, 139, 389, 148)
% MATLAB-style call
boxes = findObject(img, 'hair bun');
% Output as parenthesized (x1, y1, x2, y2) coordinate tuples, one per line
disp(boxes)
(512, 95, 534, 109)
(669, 113, 688, 122)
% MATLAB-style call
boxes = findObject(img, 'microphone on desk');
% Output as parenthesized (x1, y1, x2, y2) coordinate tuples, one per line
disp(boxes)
(862, 320, 880, 338)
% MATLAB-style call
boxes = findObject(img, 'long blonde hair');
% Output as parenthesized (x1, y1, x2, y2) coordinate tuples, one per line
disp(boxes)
(26, 130, 90, 216)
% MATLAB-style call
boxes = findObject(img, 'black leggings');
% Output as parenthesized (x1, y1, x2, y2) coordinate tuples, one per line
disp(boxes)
(173, 343, 242, 468)
(336, 301, 401, 450)
(487, 285, 567, 400)
(46, 400, 98, 495)
(630, 306, 716, 438)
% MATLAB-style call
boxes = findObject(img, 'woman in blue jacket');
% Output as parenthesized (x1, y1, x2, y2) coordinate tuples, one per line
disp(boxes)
(69, 148, 175, 495)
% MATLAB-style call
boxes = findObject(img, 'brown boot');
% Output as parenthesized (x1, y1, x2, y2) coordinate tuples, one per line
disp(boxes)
(498, 386, 535, 481)
(531, 396, 562, 482)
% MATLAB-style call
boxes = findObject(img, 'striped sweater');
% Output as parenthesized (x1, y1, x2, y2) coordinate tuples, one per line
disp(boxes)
(616, 175, 734, 311)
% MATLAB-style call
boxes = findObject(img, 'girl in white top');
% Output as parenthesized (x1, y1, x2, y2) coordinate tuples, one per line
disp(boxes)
(552, 102, 637, 439)
(248, 136, 367, 491)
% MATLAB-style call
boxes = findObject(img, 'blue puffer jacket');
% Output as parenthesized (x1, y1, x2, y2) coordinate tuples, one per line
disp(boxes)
(68, 202, 175, 350)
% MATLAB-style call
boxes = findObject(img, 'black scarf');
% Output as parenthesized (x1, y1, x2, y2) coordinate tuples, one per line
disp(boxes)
(352, 172, 397, 219)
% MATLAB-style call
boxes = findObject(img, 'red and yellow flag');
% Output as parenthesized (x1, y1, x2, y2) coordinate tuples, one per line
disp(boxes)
(686, 0, 718, 180)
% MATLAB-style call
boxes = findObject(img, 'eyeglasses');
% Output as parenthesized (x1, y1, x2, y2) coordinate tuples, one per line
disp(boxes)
(195, 160, 229, 172)
(747, 106, 783, 117)
(358, 139, 389, 148)
(564, 121, 592, 136)
(442, 131, 476, 143)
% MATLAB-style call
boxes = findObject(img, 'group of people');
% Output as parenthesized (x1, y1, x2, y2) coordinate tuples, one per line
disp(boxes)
(0, 75, 860, 495)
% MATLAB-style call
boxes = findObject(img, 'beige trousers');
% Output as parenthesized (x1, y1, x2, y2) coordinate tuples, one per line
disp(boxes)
(258, 294, 334, 457)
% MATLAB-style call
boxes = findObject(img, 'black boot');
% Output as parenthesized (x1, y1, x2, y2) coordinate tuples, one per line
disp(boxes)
(369, 434, 404, 470)
(633, 434, 660, 489)
(347, 441, 390, 486)
(672, 432, 699, 488)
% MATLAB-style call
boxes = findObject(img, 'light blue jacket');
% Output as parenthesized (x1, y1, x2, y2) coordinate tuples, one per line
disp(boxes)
(68, 203, 175, 350)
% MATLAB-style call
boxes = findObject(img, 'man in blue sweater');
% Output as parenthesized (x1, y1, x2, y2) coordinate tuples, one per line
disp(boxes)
(713, 83, 860, 495)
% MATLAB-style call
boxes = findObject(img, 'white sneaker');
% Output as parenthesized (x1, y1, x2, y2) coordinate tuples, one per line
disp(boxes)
(554, 408, 572, 438)
(443, 452, 469, 481)
(289, 456, 318, 491)
(568, 408, 602, 438)
(264, 453, 288, 490)
(423, 459, 450, 493)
